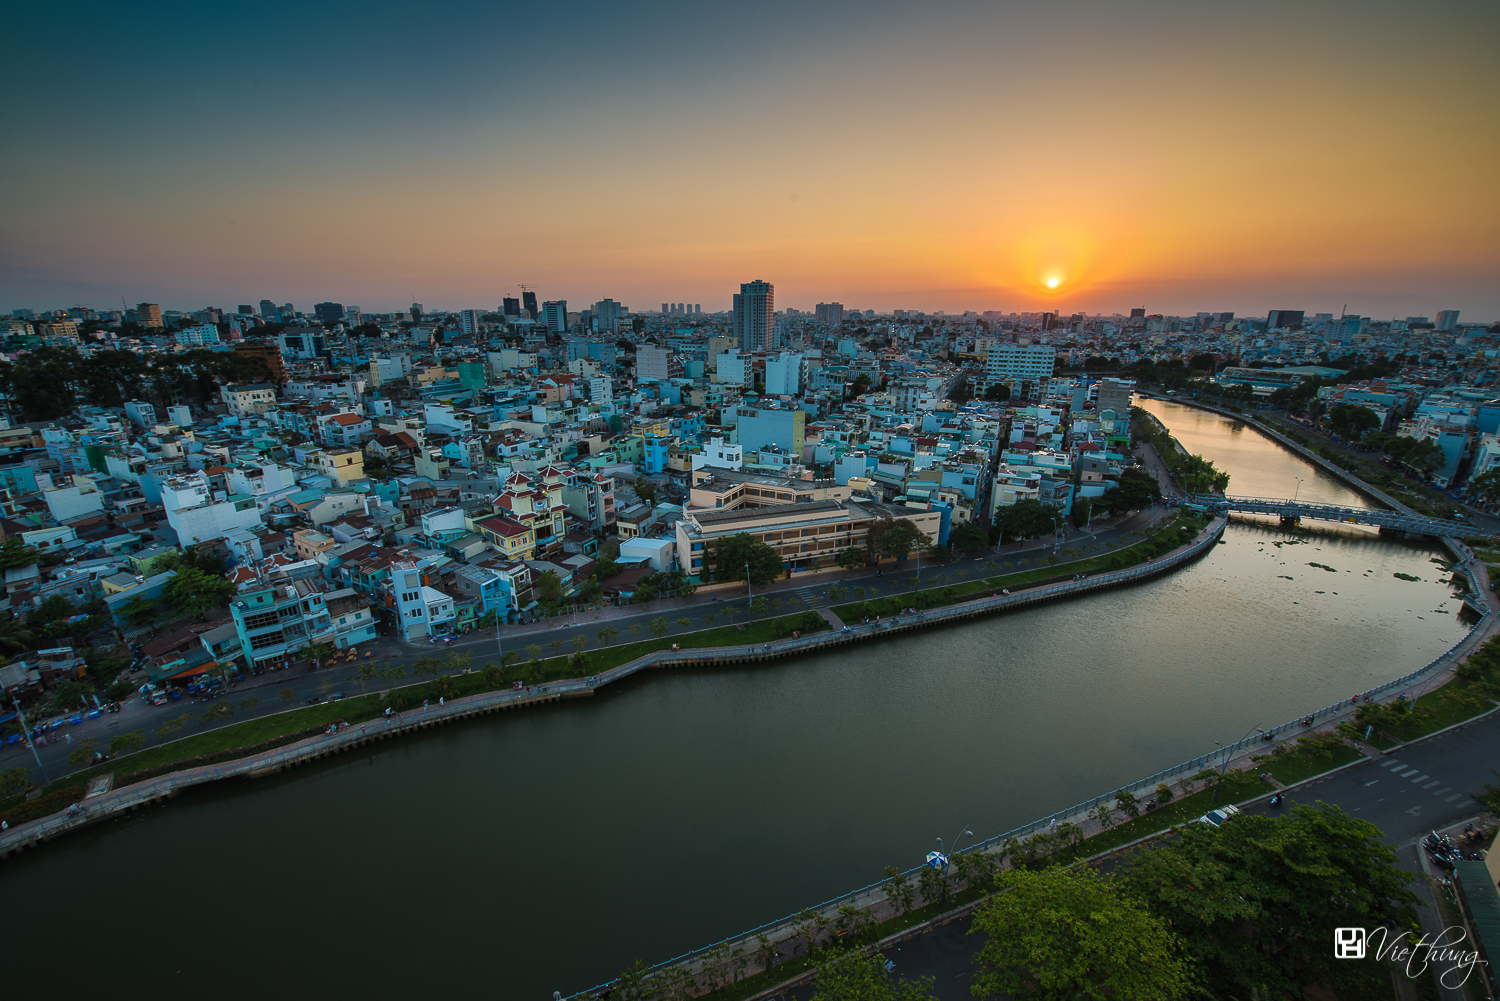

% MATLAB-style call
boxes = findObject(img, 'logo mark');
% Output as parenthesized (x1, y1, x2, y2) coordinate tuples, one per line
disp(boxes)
(1335, 927, 1366, 959)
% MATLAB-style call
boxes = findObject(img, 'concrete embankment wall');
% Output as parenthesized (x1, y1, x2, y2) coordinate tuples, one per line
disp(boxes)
(0, 516, 1227, 861)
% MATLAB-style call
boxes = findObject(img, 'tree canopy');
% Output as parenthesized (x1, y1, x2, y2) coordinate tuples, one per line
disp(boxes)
(713, 532, 783, 586)
(993, 499, 1062, 543)
(162, 567, 236, 619)
(1120, 802, 1420, 998)
(866, 518, 928, 561)
(949, 522, 989, 553)
(970, 865, 1191, 1001)
(1328, 403, 1381, 438)
(1098, 468, 1162, 514)
(0, 345, 274, 420)
(811, 951, 938, 1001)
(1363, 431, 1446, 473)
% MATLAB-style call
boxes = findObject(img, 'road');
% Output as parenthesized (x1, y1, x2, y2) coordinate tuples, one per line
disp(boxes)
(784, 709, 1500, 1001)
(3, 507, 1173, 787)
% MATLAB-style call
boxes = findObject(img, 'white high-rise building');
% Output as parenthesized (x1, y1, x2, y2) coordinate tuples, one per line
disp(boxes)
(1436, 309, 1460, 331)
(459, 309, 484, 335)
(542, 300, 568, 333)
(764, 351, 804, 396)
(985, 345, 1055, 399)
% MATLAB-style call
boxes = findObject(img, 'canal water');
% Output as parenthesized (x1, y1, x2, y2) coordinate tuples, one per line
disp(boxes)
(0, 403, 1470, 998)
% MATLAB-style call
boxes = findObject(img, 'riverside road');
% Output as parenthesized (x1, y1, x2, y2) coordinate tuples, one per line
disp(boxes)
(790, 709, 1500, 1001)
(2, 506, 1170, 786)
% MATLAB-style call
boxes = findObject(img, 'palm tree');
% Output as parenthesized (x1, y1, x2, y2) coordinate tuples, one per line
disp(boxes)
(550, 639, 563, 656)
(850, 586, 866, 601)
(572, 634, 587, 652)
(629, 622, 642, 639)
(675, 617, 691, 634)
(649, 617, 669, 639)
(597, 626, 619, 645)
(723, 606, 740, 624)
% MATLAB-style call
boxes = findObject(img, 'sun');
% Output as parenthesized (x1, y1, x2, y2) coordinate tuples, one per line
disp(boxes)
(1046, 278, 1059, 288)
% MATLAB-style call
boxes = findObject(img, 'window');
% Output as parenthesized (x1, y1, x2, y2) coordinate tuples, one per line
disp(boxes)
(243, 611, 280, 630)
(249, 630, 284, 650)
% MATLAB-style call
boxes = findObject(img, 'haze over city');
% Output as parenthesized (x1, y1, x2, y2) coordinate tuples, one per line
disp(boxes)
(4, 0, 1498, 317)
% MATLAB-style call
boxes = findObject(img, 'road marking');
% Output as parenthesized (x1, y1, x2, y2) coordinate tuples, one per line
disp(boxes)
(1380, 759, 1401, 768)
(1363, 779, 1380, 787)
(1422, 781, 1441, 790)
(1399, 768, 1420, 777)
(1406, 806, 1422, 816)
(1411, 774, 1429, 783)
(1434, 787, 1451, 796)
(1443, 793, 1464, 802)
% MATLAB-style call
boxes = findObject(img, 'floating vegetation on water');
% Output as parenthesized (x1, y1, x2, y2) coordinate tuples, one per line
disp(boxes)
(1392, 572, 1421, 582)
(1307, 562, 1340, 572)
(1271, 539, 1310, 548)
(1315, 590, 1326, 594)
(1278, 575, 1294, 580)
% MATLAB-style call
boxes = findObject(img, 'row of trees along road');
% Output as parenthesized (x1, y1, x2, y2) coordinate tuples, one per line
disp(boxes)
(613, 803, 1423, 1000)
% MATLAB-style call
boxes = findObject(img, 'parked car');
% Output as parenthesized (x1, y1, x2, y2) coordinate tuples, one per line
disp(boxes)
(1195, 805, 1241, 828)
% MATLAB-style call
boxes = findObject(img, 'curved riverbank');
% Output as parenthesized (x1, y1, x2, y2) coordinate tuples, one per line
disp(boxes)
(0, 515, 1229, 860)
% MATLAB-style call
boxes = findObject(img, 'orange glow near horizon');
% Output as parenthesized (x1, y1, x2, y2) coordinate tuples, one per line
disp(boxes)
(2, 2, 1498, 316)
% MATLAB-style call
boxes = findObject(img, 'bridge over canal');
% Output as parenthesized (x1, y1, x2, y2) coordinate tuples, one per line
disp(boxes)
(1187, 494, 1490, 540)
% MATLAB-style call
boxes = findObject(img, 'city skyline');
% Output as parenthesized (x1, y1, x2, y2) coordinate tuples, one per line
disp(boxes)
(3, 0, 1497, 318)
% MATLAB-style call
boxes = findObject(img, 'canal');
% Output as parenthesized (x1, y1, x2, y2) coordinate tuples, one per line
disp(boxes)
(0, 402, 1471, 998)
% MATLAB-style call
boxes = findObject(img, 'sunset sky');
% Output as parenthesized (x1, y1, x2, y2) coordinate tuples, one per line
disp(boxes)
(4, 0, 1497, 318)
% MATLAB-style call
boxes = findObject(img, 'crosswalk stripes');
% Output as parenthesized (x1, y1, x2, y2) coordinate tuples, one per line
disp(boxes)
(1369, 758, 1473, 809)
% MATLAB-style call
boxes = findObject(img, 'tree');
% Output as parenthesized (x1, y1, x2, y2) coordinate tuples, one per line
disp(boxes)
(635, 483, 658, 506)
(535, 570, 564, 609)
(162, 566, 235, 620)
(47, 679, 93, 713)
(279, 687, 296, 707)
(236, 696, 260, 713)
(571, 634, 587, 653)
(1328, 403, 1380, 438)
(0, 539, 39, 570)
(748, 597, 769, 619)
(109, 729, 146, 757)
(356, 663, 378, 695)
(1071, 496, 1092, 529)
(883, 865, 916, 916)
(994, 499, 1063, 543)
(713, 533, 783, 587)
(949, 522, 988, 553)
(649, 617, 670, 639)
(834, 546, 866, 570)
(810, 950, 938, 1001)
(0, 766, 33, 800)
(970, 866, 1192, 1001)
(597, 626, 619, 646)
(1154, 782, 1174, 804)
(866, 517, 927, 562)
(723, 606, 740, 624)
(68, 737, 101, 766)
(1098, 468, 1161, 514)
(674, 617, 691, 634)
(1120, 802, 1421, 999)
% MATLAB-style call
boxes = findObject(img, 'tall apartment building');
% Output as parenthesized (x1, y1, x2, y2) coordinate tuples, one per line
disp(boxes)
(459, 309, 484, 335)
(764, 352, 804, 396)
(1436, 309, 1461, 332)
(1094, 377, 1135, 417)
(637, 345, 681, 382)
(136, 302, 164, 328)
(314, 302, 345, 323)
(522, 291, 539, 320)
(733, 280, 774, 352)
(1266, 309, 1304, 330)
(542, 300, 568, 332)
(502, 297, 521, 317)
(594, 299, 623, 333)
(815, 302, 844, 323)
(258, 299, 278, 318)
(734, 406, 805, 454)
(985, 345, 1055, 399)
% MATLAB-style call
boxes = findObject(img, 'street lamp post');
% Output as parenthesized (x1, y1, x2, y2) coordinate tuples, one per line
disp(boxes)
(12, 698, 49, 785)
(745, 562, 752, 602)
(1293, 476, 1304, 504)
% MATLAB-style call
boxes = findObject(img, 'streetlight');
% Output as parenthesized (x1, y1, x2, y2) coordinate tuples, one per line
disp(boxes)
(1218, 725, 1264, 775)
(1292, 476, 1304, 504)
(745, 561, 752, 602)
(12, 698, 50, 785)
